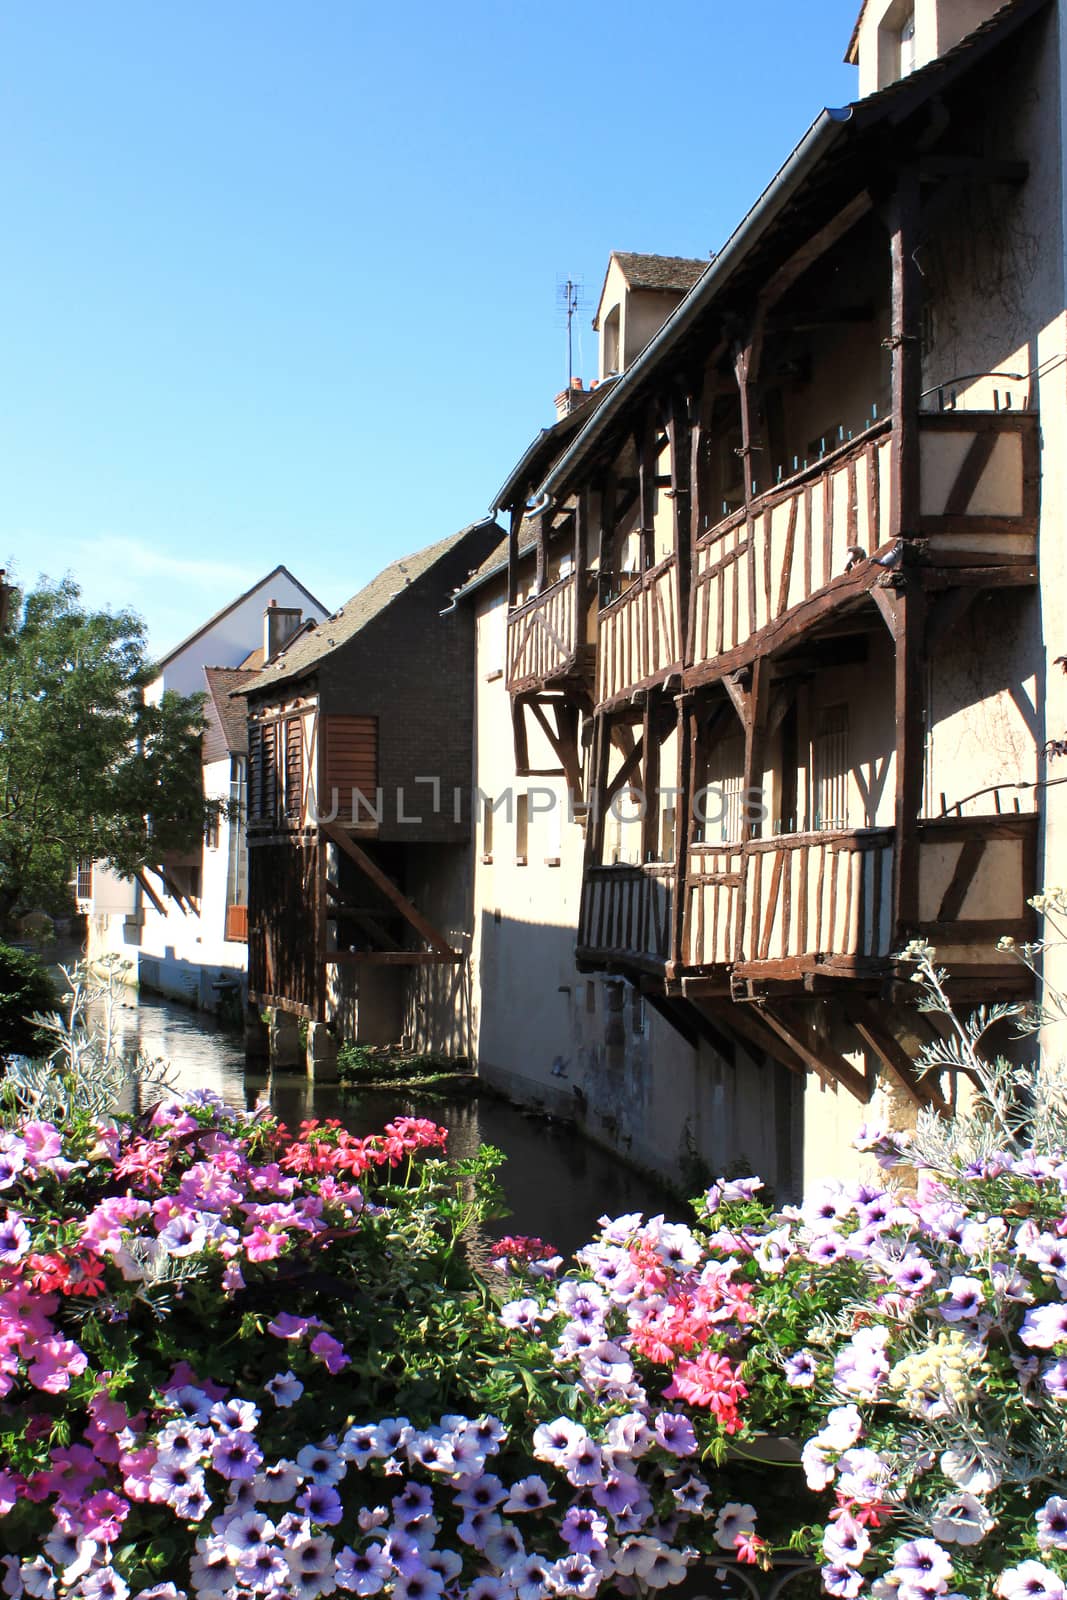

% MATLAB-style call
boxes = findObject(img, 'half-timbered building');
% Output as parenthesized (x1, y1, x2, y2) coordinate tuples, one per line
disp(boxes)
(487, 0, 1060, 1183)
(239, 522, 500, 1064)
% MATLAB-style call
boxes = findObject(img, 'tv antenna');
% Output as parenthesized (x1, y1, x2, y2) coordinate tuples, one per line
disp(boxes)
(556, 276, 584, 389)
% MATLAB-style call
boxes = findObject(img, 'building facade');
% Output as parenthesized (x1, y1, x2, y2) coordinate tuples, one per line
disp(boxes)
(84, 568, 329, 1010)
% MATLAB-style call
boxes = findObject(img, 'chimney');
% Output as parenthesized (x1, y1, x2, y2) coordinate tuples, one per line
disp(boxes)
(264, 599, 302, 662)
(553, 376, 587, 421)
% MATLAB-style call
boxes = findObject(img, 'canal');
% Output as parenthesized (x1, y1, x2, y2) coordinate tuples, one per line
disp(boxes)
(95, 985, 686, 1257)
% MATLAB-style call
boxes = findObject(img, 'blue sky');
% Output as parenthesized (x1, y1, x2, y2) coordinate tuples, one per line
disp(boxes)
(6, 1, 859, 656)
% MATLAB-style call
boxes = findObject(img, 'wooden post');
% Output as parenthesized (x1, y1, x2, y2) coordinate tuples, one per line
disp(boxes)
(672, 693, 694, 973)
(535, 510, 547, 594)
(599, 469, 617, 605)
(668, 383, 692, 661)
(637, 410, 657, 572)
(888, 167, 923, 537)
(734, 341, 762, 504)
(641, 701, 660, 865)
(893, 578, 927, 938)
(887, 166, 925, 937)
(507, 504, 521, 608)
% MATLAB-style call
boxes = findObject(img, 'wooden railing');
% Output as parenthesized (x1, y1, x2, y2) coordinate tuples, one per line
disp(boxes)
(596, 556, 681, 708)
(689, 411, 1037, 677)
(691, 424, 892, 674)
(506, 573, 578, 692)
(680, 812, 1037, 977)
(683, 828, 895, 973)
(225, 903, 249, 942)
(578, 864, 674, 968)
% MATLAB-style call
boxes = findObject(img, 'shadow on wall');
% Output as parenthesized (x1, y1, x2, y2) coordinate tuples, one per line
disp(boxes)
(474, 909, 803, 1203)
(137, 950, 247, 1016)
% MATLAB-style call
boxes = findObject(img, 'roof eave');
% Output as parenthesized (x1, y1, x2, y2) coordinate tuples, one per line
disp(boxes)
(531, 107, 849, 503)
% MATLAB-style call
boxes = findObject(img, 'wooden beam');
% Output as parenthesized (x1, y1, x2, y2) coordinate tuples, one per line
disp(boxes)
(761, 1003, 871, 1101)
(700, 998, 808, 1078)
(846, 995, 948, 1112)
(320, 823, 459, 958)
(888, 168, 923, 536)
(604, 734, 646, 815)
(893, 580, 927, 936)
(324, 950, 460, 966)
(759, 192, 873, 318)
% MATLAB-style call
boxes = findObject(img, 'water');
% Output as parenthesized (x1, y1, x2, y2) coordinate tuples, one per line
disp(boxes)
(91, 986, 684, 1257)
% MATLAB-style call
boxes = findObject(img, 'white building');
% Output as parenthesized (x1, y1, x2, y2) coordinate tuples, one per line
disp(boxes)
(84, 567, 329, 1010)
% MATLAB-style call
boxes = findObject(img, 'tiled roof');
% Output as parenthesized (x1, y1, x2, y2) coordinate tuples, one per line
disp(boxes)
(202, 667, 259, 761)
(610, 252, 708, 294)
(236, 526, 490, 697)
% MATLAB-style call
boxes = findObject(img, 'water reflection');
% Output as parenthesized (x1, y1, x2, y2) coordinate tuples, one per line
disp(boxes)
(87, 988, 684, 1257)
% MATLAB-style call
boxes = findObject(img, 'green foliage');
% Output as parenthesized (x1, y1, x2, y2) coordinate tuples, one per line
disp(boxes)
(336, 1040, 468, 1084)
(0, 574, 213, 920)
(0, 940, 55, 1060)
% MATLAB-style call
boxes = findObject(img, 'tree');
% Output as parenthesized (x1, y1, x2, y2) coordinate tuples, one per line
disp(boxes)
(0, 575, 211, 921)
(0, 941, 55, 1060)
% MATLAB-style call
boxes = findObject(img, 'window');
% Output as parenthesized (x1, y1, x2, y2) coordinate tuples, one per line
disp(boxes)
(515, 792, 529, 865)
(204, 810, 220, 851)
(630, 986, 647, 1037)
(812, 704, 850, 831)
(899, 10, 916, 76)
(660, 805, 676, 864)
(76, 860, 93, 903)
(702, 735, 745, 844)
(284, 717, 303, 819)
(482, 797, 494, 863)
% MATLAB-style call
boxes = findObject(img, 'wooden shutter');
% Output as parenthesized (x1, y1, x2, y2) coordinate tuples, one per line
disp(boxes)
(262, 723, 278, 822)
(249, 723, 263, 820)
(324, 716, 378, 803)
(285, 718, 303, 818)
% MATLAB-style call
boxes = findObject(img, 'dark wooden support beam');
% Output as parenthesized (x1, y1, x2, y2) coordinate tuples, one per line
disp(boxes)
(604, 734, 646, 816)
(893, 580, 928, 937)
(888, 167, 923, 537)
(321, 823, 459, 958)
(134, 870, 167, 917)
(667, 384, 693, 660)
(324, 950, 459, 966)
(507, 504, 522, 608)
(734, 342, 760, 503)
(700, 998, 808, 1078)
(637, 409, 657, 571)
(763, 1002, 871, 1102)
(846, 994, 948, 1112)
(741, 657, 767, 844)
(641, 701, 660, 866)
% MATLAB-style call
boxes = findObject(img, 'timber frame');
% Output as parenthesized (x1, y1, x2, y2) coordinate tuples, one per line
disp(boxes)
(541, 8, 1047, 1100)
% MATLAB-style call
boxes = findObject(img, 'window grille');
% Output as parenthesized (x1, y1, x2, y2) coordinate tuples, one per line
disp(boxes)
(704, 735, 744, 844)
(812, 705, 850, 831)
(76, 860, 93, 902)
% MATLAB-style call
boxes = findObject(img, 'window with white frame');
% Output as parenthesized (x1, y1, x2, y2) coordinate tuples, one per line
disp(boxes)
(703, 734, 745, 844)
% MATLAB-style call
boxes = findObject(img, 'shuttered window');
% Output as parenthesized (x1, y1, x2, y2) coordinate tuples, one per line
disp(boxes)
(248, 720, 279, 824)
(284, 718, 303, 819)
(324, 716, 378, 814)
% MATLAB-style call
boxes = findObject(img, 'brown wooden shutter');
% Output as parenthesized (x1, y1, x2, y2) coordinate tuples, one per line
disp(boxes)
(249, 723, 263, 819)
(324, 716, 378, 803)
(285, 718, 303, 818)
(262, 723, 278, 821)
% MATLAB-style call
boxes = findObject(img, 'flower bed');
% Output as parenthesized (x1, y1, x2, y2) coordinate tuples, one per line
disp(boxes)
(1, 957, 1066, 1599)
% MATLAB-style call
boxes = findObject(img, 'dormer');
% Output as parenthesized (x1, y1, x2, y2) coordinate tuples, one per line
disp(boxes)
(592, 252, 706, 382)
(845, 0, 1007, 96)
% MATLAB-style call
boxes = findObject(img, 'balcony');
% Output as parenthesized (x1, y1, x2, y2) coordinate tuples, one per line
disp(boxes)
(577, 863, 675, 973)
(688, 411, 1037, 683)
(506, 573, 585, 694)
(680, 814, 1036, 988)
(596, 555, 682, 709)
